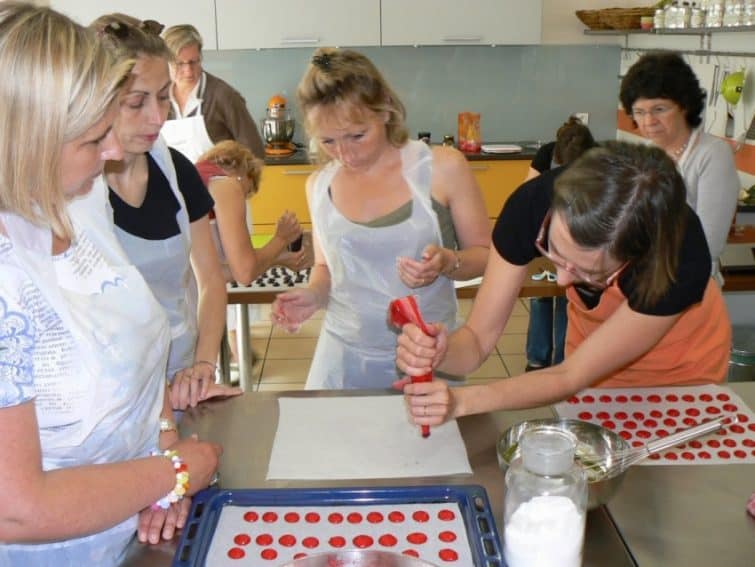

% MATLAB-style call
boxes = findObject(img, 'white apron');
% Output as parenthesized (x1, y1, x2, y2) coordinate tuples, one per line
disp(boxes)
(161, 73, 214, 162)
(109, 138, 198, 383)
(0, 184, 170, 566)
(307, 140, 457, 389)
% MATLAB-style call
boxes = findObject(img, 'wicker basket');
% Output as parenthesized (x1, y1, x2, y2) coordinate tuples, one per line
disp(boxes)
(600, 7, 656, 30)
(575, 9, 611, 30)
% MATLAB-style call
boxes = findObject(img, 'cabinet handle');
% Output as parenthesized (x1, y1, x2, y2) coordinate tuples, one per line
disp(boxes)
(280, 37, 320, 45)
(442, 35, 483, 43)
(469, 165, 490, 172)
(282, 169, 316, 175)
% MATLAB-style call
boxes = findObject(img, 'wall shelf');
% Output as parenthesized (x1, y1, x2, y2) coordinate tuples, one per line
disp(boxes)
(584, 25, 755, 56)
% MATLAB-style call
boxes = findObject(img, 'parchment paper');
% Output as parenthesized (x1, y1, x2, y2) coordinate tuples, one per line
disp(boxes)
(267, 396, 472, 480)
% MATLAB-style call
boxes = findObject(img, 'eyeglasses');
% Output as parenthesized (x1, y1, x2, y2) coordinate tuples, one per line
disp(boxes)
(534, 210, 628, 289)
(630, 104, 674, 121)
(175, 58, 202, 69)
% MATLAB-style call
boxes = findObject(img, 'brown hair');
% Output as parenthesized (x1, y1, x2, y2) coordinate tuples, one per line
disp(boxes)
(554, 116, 596, 166)
(296, 47, 408, 161)
(553, 141, 688, 309)
(0, 3, 130, 239)
(197, 141, 263, 198)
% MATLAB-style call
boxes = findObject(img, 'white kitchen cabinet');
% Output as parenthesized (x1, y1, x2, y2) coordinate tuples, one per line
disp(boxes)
(215, 0, 380, 49)
(49, 1, 218, 49)
(381, 0, 542, 46)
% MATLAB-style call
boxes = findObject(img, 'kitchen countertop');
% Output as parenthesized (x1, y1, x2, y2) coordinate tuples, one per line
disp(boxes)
(121, 390, 634, 566)
(263, 142, 539, 166)
(121, 384, 755, 566)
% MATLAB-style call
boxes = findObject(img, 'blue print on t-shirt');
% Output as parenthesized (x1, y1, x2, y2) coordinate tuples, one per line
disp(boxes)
(0, 296, 34, 406)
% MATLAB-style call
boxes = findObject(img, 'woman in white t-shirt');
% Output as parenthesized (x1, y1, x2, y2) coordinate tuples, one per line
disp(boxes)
(0, 6, 220, 565)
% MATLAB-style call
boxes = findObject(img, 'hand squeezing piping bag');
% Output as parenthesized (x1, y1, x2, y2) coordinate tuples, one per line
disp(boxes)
(389, 295, 432, 438)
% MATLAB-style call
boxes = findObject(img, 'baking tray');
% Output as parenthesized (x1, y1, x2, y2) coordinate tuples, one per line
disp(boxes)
(173, 485, 504, 566)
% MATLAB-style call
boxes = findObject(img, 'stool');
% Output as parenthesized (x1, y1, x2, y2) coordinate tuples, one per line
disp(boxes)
(728, 325, 755, 382)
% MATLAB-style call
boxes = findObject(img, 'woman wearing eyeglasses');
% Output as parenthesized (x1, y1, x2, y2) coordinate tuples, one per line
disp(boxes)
(395, 142, 731, 425)
(620, 52, 740, 284)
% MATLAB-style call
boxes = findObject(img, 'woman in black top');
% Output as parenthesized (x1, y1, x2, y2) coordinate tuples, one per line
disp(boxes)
(395, 142, 730, 425)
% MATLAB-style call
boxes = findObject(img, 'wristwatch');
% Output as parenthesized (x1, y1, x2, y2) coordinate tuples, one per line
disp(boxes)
(159, 417, 178, 433)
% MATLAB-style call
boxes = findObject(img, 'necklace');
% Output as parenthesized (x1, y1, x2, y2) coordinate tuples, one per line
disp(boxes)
(671, 135, 691, 159)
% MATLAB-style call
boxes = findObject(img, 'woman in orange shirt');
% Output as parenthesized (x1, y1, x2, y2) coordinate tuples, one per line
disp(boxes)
(395, 141, 731, 425)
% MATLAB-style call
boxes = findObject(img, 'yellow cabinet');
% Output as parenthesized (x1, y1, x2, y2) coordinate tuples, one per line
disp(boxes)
(250, 158, 531, 233)
(468, 159, 531, 223)
(248, 164, 316, 232)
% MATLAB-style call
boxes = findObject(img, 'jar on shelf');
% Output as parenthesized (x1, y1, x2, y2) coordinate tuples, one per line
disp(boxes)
(691, 3, 705, 26)
(665, 0, 680, 27)
(681, 1, 692, 26)
(706, 0, 725, 25)
(743, 0, 755, 25)
(654, 7, 666, 28)
(503, 427, 588, 567)
(723, 0, 743, 26)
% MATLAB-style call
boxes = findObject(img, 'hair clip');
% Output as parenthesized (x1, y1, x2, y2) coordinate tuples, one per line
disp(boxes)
(312, 53, 332, 70)
(101, 21, 130, 40)
(141, 19, 165, 36)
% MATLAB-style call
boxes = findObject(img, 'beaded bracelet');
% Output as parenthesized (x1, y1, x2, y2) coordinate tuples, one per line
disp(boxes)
(151, 449, 190, 510)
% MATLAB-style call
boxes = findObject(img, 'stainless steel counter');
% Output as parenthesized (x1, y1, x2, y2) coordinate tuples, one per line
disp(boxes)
(122, 390, 633, 566)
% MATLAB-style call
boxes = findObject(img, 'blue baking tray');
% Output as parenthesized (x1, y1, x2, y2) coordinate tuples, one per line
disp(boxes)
(173, 485, 504, 566)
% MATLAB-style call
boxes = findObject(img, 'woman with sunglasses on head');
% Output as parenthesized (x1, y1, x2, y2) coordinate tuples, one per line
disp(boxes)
(620, 52, 740, 284)
(0, 4, 220, 564)
(396, 142, 731, 425)
(272, 47, 490, 389)
(91, 14, 238, 410)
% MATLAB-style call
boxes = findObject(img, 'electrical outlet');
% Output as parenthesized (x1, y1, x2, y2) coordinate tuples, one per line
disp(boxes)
(574, 112, 589, 125)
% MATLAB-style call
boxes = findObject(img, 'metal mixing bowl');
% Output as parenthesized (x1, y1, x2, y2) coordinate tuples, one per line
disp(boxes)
(497, 418, 630, 509)
(262, 116, 296, 144)
(278, 550, 439, 567)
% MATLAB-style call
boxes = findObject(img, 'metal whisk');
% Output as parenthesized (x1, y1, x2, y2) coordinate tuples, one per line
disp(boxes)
(583, 414, 735, 480)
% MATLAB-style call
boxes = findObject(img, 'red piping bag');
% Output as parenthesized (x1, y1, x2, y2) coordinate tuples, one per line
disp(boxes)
(389, 295, 432, 438)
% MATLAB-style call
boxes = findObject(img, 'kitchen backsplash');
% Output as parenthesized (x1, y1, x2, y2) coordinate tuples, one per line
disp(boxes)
(202, 44, 621, 146)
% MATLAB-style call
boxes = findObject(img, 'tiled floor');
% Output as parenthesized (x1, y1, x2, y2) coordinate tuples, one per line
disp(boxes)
(237, 298, 531, 391)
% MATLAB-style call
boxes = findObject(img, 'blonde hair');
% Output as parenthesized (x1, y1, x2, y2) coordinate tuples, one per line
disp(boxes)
(90, 13, 172, 65)
(297, 47, 408, 162)
(198, 141, 264, 198)
(0, 2, 130, 238)
(162, 24, 203, 57)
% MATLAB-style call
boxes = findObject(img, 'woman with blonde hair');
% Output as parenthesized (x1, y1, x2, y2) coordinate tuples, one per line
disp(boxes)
(91, 13, 236, 409)
(396, 142, 731, 427)
(0, 4, 220, 564)
(196, 140, 306, 362)
(272, 47, 490, 389)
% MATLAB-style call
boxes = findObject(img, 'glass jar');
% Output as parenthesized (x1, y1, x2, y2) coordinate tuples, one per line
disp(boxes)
(681, 1, 692, 26)
(723, 0, 743, 26)
(665, 0, 679, 27)
(691, 3, 705, 26)
(654, 7, 666, 28)
(442, 135, 455, 147)
(503, 427, 587, 567)
(706, 0, 725, 25)
(743, 0, 755, 25)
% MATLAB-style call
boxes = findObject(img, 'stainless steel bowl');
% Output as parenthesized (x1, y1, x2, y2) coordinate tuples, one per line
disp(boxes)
(262, 116, 296, 144)
(497, 418, 630, 509)
(278, 550, 439, 567)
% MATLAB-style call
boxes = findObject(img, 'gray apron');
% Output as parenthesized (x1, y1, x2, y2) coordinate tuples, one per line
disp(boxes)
(110, 138, 198, 383)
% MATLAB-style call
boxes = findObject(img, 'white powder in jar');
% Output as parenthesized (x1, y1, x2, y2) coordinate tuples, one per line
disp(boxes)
(504, 494, 585, 567)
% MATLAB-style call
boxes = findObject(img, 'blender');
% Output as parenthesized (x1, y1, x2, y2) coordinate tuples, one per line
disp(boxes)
(261, 94, 296, 157)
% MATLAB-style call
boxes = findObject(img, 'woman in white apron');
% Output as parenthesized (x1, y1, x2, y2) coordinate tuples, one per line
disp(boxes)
(0, 6, 220, 565)
(92, 14, 238, 409)
(271, 48, 491, 389)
